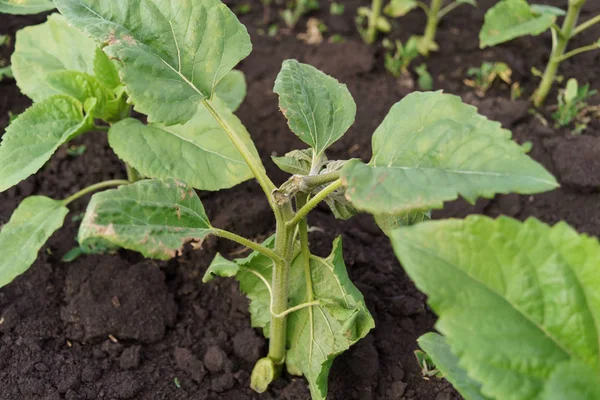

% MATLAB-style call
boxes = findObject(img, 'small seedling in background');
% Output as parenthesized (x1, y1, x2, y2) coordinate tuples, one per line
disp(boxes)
(552, 78, 597, 133)
(511, 82, 524, 100)
(330, 2, 344, 15)
(297, 18, 324, 45)
(234, 3, 252, 15)
(329, 33, 345, 43)
(415, 64, 433, 90)
(0, 34, 10, 47)
(415, 349, 444, 379)
(358, 0, 391, 44)
(0, 66, 12, 81)
(282, 0, 319, 29)
(481, 0, 600, 106)
(464, 61, 512, 97)
(66, 144, 87, 157)
(385, 0, 477, 56)
(383, 36, 420, 78)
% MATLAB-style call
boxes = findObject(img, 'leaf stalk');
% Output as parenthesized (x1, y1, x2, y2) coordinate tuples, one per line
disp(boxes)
(213, 229, 283, 263)
(62, 179, 130, 206)
(287, 180, 343, 229)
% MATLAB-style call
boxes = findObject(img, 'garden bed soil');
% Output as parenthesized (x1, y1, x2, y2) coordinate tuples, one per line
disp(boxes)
(1, 1, 600, 399)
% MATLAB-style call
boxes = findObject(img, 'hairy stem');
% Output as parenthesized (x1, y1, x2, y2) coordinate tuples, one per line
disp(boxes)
(365, 0, 383, 44)
(296, 193, 314, 305)
(62, 180, 130, 206)
(287, 180, 343, 228)
(421, 0, 443, 56)
(213, 229, 283, 263)
(202, 99, 277, 210)
(533, 0, 585, 107)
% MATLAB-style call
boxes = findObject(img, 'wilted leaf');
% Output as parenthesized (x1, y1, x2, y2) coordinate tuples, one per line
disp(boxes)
(78, 179, 214, 259)
(0, 196, 68, 288)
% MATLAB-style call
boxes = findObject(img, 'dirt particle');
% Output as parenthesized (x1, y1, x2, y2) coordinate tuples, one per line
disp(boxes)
(203, 345, 229, 373)
(174, 347, 206, 383)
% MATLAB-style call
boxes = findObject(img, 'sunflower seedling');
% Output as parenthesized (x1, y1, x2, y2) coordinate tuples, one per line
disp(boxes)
(481, 0, 600, 107)
(0, 1, 559, 399)
(552, 78, 597, 133)
(463, 61, 512, 97)
(385, 0, 477, 56)
(357, 0, 391, 44)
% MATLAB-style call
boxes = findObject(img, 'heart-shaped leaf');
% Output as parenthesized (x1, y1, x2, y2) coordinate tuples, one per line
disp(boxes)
(0, 196, 68, 288)
(54, 0, 252, 126)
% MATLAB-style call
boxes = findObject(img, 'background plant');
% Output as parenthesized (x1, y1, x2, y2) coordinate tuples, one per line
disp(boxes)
(464, 61, 512, 97)
(282, 0, 319, 28)
(357, 0, 391, 44)
(480, 0, 600, 107)
(385, 0, 477, 56)
(552, 78, 597, 133)
(0, 1, 560, 399)
(395, 216, 600, 400)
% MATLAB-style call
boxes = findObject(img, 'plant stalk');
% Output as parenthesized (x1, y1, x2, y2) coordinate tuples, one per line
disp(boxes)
(366, 0, 383, 44)
(287, 180, 343, 228)
(125, 163, 141, 183)
(213, 229, 283, 263)
(533, 0, 585, 107)
(62, 180, 130, 206)
(296, 193, 314, 305)
(422, 0, 443, 56)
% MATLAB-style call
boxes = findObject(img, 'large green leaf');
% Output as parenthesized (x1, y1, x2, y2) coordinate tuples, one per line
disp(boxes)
(418, 333, 490, 400)
(0, 0, 54, 15)
(392, 216, 600, 400)
(0, 196, 68, 288)
(108, 97, 256, 191)
(11, 14, 96, 101)
(286, 237, 374, 400)
(0, 95, 93, 193)
(340, 92, 557, 216)
(480, 0, 556, 48)
(203, 235, 276, 336)
(214, 70, 247, 112)
(54, 0, 252, 126)
(274, 59, 356, 158)
(78, 179, 214, 260)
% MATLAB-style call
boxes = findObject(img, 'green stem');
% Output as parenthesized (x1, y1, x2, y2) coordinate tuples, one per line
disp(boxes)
(296, 193, 314, 305)
(94, 125, 109, 132)
(301, 171, 341, 189)
(533, 0, 585, 107)
(62, 180, 129, 206)
(271, 300, 319, 318)
(572, 14, 600, 36)
(213, 229, 283, 263)
(202, 99, 277, 211)
(287, 180, 343, 229)
(553, 42, 600, 63)
(268, 203, 295, 366)
(125, 163, 142, 183)
(365, 0, 383, 44)
(437, 0, 463, 20)
(421, 0, 443, 56)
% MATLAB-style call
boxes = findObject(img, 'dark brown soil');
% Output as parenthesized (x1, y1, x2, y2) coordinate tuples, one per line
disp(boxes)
(1, 1, 600, 399)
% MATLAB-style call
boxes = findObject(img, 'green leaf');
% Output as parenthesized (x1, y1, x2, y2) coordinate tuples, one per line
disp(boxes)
(418, 333, 490, 400)
(54, 0, 252, 126)
(108, 97, 256, 191)
(44, 71, 116, 120)
(541, 361, 600, 400)
(93, 47, 121, 89)
(286, 237, 374, 400)
(78, 179, 214, 260)
(0, 0, 54, 14)
(0, 196, 68, 288)
(274, 59, 356, 157)
(11, 14, 96, 101)
(203, 236, 276, 336)
(456, 0, 477, 6)
(384, 0, 417, 17)
(214, 70, 247, 112)
(480, 0, 556, 48)
(0, 66, 12, 80)
(530, 4, 566, 17)
(392, 216, 600, 400)
(0, 95, 92, 193)
(272, 149, 314, 176)
(340, 92, 557, 216)
(374, 211, 430, 236)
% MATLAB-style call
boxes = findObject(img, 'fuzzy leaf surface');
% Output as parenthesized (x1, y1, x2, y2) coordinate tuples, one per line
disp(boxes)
(418, 333, 490, 400)
(340, 92, 557, 216)
(93, 47, 121, 89)
(78, 179, 213, 260)
(0, 0, 54, 14)
(0, 95, 92, 193)
(108, 97, 256, 191)
(214, 70, 247, 112)
(392, 216, 600, 400)
(274, 59, 356, 157)
(286, 237, 374, 400)
(11, 14, 96, 101)
(0, 196, 68, 288)
(54, 0, 252, 126)
(480, 0, 556, 48)
(272, 149, 314, 175)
